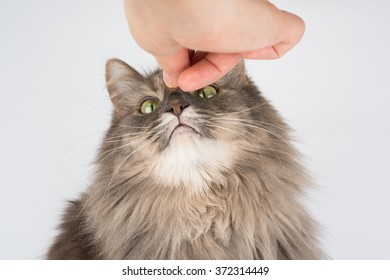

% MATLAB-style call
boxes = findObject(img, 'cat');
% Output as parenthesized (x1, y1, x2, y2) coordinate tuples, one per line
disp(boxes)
(47, 58, 325, 259)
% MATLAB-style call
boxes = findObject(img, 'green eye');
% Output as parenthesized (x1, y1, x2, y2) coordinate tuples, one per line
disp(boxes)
(196, 85, 218, 99)
(140, 99, 160, 114)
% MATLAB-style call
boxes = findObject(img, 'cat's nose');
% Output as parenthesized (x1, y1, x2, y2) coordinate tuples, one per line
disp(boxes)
(169, 100, 189, 116)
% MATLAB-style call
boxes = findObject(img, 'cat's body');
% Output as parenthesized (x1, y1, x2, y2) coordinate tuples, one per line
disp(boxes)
(48, 59, 324, 259)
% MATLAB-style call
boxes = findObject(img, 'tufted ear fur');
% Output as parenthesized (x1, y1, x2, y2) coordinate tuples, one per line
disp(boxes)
(105, 59, 144, 117)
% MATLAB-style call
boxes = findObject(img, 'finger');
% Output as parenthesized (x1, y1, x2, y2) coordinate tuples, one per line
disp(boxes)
(277, 9, 305, 47)
(267, 9, 305, 57)
(178, 53, 240, 92)
(241, 47, 280, 60)
(190, 51, 207, 65)
(240, 35, 301, 60)
(155, 48, 191, 88)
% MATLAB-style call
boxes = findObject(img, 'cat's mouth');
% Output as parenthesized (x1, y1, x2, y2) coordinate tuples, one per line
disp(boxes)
(168, 124, 199, 142)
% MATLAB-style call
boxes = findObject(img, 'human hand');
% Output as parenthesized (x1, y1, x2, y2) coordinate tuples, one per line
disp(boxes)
(124, 0, 305, 91)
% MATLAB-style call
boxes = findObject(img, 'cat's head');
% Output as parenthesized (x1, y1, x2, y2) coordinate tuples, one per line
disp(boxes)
(103, 59, 279, 192)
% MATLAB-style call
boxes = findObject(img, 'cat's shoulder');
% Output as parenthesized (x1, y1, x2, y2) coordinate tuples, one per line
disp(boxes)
(47, 199, 97, 259)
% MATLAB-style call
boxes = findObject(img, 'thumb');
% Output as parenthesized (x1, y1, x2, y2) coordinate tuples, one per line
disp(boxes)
(155, 48, 191, 88)
(178, 53, 240, 92)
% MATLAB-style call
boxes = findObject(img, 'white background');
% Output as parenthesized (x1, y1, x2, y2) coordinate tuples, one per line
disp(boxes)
(1, 0, 389, 259)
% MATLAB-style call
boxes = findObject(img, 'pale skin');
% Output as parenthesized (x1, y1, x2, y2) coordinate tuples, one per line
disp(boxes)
(124, 0, 305, 91)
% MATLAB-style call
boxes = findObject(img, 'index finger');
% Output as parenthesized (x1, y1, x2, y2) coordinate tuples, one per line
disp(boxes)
(155, 48, 191, 88)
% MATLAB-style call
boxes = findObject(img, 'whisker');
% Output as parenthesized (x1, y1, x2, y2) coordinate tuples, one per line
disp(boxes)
(95, 133, 160, 217)
(213, 116, 289, 133)
(103, 134, 145, 143)
(60, 130, 107, 165)
(202, 123, 265, 168)
(204, 121, 285, 168)
(113, 124, 149, 130)
(96, 137, 145, 166)
(211, 117, 290, 146)
(217, 101, 269, 116)
(104, 131, 146, 140)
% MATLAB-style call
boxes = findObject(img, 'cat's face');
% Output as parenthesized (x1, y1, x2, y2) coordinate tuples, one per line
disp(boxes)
(104, 59, 270, 191)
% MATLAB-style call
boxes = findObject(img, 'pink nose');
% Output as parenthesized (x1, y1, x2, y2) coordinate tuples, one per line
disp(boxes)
(169, 100, 184, 116)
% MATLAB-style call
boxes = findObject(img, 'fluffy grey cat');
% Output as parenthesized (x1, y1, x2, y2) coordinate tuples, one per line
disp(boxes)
(47, 58, 324, 259)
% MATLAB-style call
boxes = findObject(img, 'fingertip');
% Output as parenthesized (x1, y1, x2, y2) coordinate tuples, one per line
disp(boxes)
(178, 53, 240, 91)
(177, 68, 211, 92)
(163, 71, 179, 88)
(177, 77, 201, 92)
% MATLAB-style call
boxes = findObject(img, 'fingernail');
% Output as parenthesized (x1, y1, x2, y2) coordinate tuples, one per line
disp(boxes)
(163, 72, 178, 89)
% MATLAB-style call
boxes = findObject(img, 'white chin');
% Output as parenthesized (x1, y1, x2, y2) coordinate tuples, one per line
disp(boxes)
(151, 135, 235, 192)
(169, 126, 199, 143)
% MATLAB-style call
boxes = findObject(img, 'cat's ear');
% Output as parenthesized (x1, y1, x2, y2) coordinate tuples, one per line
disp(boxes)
(105, 59, 144, 117)
(220, 59, 249, 86)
